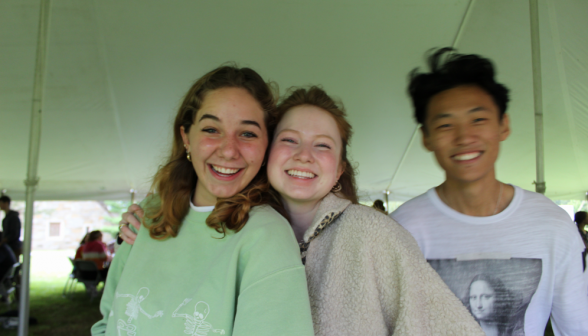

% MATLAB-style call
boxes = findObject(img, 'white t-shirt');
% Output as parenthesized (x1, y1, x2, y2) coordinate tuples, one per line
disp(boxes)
(392, 185, 588, 336)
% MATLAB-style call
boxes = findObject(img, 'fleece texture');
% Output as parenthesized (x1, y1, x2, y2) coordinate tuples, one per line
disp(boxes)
(304, 193, 484, 336)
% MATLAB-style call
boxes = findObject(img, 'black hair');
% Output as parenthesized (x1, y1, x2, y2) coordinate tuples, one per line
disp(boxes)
(0, 195, 10, 205)
(575, 211, 587, 228)
(408, 47, 510, 129)
(372, 200, 386, 212)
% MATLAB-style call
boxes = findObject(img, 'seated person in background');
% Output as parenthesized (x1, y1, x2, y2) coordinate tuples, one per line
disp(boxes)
(74, 233, 89, 260)
(0, 232, 17, 283)
(82, 230, 112, 279)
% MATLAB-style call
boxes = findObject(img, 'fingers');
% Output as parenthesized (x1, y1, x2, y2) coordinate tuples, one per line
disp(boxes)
(119, 225, 138, 245)
(128, 204, 144, 219)
(121, 211, 141, 231)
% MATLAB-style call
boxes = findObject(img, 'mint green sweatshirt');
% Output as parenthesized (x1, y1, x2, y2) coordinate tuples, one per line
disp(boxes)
(91, 201, 314, 336)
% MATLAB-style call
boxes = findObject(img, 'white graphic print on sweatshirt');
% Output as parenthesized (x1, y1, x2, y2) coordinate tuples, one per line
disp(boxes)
(172, 298, 225, 335)
(115, 287, 163, 336)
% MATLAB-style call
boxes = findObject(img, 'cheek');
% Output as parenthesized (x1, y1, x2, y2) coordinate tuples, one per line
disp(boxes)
(194, 137, 218, 154)
(240, 141, 268, 164)
(268, 146, 289, 171)
(318, 153, 340, 176)
(431, 133, 452, 151)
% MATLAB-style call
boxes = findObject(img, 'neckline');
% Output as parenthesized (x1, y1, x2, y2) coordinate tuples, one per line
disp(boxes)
(427, 184, 523, 225)
(189, 200, 214, 213)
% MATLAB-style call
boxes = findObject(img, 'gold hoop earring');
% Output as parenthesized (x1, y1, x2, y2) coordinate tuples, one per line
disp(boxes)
(331, 181, 342, 193)
(184, 144, 192, 162)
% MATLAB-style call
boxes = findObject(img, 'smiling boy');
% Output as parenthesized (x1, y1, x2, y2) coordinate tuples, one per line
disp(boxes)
(392, 48, 588, 335)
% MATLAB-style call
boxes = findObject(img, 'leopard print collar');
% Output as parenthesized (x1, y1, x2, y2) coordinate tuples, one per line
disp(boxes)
(298, 193, 351, 264)
(299, 211, 343, 264)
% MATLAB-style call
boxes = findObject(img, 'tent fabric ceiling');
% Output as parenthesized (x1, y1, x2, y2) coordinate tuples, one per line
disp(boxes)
(1, 0, 587, 202)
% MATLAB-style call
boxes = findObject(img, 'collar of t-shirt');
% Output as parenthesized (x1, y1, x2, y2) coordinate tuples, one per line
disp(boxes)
(189, 201, 214, 213)
(426, 184, 523, 225)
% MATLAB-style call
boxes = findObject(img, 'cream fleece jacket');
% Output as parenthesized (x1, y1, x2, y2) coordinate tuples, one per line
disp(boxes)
(303, 193, 484, 336)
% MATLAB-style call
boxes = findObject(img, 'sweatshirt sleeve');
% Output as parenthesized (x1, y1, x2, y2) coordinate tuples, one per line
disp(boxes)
(232, 266, 314, 335)
(231, 207, 314, 336)
(372, 217, 485, 336)
(91, 240, 132, 335)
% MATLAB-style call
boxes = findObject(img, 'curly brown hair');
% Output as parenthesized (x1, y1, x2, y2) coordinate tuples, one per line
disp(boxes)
(269, 86, 358, 204)
(145, 65, 281, 239)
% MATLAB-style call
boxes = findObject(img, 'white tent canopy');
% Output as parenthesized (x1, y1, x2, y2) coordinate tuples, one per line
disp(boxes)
(2, 0, 588, 203)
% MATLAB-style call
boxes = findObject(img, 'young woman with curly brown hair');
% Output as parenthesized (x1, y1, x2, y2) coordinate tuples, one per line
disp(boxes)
(92, 66, 313, 336)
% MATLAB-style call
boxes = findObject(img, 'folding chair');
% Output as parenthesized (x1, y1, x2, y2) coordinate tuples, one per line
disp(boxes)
(72, 260, 104, 302)
(0, 262, 21, 308)
(62, 257, 78, 298)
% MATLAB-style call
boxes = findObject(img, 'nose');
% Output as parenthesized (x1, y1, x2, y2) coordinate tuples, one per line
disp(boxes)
(293, 143, 314, 163)
(218, 135, 239, 160)
(454, 123, 475, 146)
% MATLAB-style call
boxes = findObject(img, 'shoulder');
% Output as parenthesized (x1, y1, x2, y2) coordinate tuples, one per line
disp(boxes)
(517, 188, 570, 221)
(239, 205, 295, 244)
(139, 193, 162, 211)
(8, 210, 20, 219)
(514, 187, 575, 231)
(515, 187, 579, 238)
(391, 191, 433, 225)
(235, 206, 302, 275)
(246, 205, 290, 230)
(334, 204, 422, 251)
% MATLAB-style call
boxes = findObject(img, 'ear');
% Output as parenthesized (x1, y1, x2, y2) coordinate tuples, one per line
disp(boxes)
(337, 161, 346, 181)
(499, 113, 511, 142)
(420, 126, 433, 152)
(180, 126, 190, 148)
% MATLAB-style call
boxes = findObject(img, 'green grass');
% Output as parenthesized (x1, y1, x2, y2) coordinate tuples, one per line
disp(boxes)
(0, 250, 102, 336)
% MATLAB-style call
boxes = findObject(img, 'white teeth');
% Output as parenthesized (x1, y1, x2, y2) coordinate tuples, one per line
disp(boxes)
(453, 152, 481, 161)
(287, 170, 316, 179)
(212, 165, 239, 175)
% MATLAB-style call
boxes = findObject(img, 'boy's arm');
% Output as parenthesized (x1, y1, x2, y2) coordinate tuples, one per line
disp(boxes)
(550, 234, 588, 335)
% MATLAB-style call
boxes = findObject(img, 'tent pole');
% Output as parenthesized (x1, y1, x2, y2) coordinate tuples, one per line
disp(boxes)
(19, 1, 51, 335)
(384, 0, 476, 193)
(529, 0, 546, 194)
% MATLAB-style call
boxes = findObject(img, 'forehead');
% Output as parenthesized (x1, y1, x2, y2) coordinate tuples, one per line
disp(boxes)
(470, 280, 494, 293)
(197, 87, 265, 122)
(277, 105, 341, 138)
(426, 85, 499, 120)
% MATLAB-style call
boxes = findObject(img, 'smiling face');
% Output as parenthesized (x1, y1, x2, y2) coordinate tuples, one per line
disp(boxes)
(181, 87, 268, 206)
(469, 280, 496, 321)
(268, 105, 344, 208)
(422, 85, 510, 185)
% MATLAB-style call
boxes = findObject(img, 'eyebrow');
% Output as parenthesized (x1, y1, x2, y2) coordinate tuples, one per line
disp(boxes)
(431, 106, 488, 121)
(199, 114, 220, 122)
(199, 113, 262, 129)
(278, 128, 336, 142)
